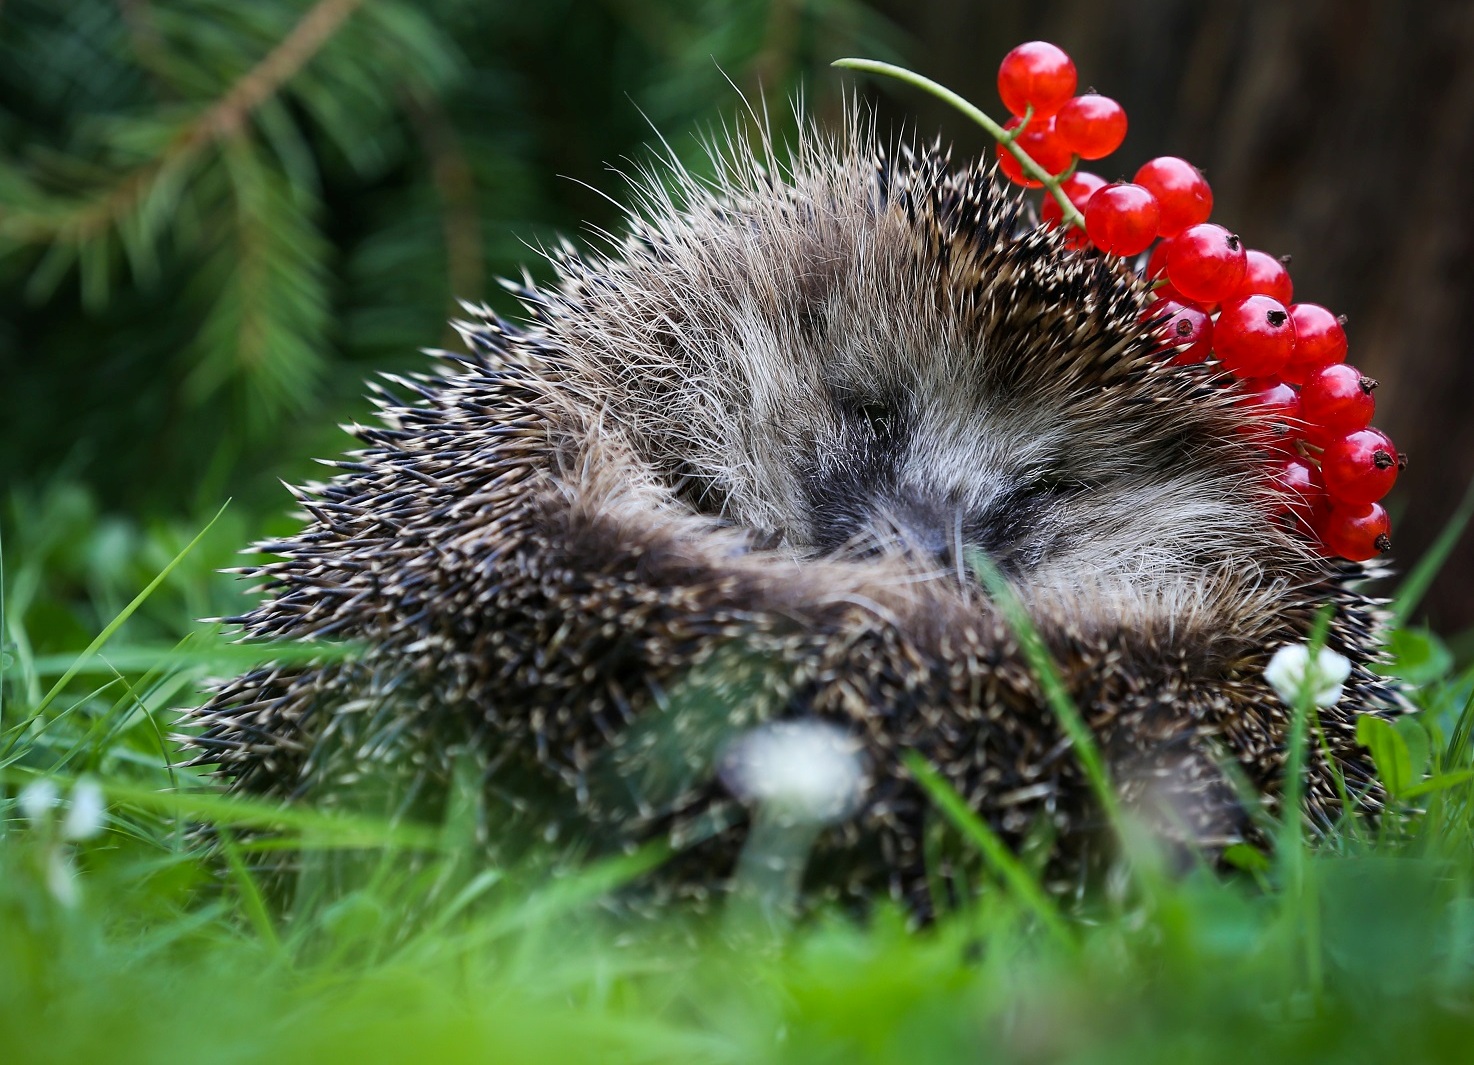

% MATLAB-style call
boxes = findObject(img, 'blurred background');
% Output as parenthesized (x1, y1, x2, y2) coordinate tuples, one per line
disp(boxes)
(1, 0, 1469, 659)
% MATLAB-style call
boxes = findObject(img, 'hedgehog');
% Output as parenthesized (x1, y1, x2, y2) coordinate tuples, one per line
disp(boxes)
(188, 112, 1404, 914)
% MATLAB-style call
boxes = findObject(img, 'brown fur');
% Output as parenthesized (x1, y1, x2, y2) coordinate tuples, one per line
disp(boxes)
(188, 119, 1402, 911)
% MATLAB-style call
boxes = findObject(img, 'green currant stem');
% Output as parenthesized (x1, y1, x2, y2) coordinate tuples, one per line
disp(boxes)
(832, 58, 1086, 231)
(1002, 105, 1034, 141)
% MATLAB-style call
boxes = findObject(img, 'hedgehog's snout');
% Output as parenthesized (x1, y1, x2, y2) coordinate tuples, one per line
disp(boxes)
(805, 482, 970, 571)
(866, 493, 958, 561)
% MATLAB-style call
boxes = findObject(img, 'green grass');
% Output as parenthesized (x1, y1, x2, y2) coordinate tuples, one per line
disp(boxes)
(5, 484, 1474, 1064)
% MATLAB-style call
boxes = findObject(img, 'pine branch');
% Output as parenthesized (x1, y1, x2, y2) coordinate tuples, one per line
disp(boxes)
(1, 0, 364, 247)
(204, 0, 363, 140)
(183, 138, 330, 424)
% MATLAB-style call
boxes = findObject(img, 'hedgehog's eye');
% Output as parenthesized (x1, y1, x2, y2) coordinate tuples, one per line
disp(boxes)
(857, 399, 892, 437)
(1022, 472, 1066, 499)
(1020, 470, 1098, 501)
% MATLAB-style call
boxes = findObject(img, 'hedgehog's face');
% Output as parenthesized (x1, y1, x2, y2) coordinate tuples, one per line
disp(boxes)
(539, 145, 1284, 604)
(726, 305, 1266, 597)
(791, 367, 1143, 574)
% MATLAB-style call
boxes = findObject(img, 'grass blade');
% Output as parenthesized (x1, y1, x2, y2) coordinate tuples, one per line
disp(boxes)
(15, 502, 230, 731)
(967, 552, 1124, 836)
(217, 827, 284, 954)
(0, 766, 443, 851)
(26, 638, 361, 677)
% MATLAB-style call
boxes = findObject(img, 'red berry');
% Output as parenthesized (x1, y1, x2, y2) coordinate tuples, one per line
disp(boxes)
(1241, 377, 1299, 418)
(996, 116, 1072, 187)
(1239, 377, 1300, 452)
(1321, 428, 1399, 505)
(1213, 295, 1297, 378)
(1144, 298, 1213, 364)
(1146, 239, 1172, 280)
(1300, 363, 1376, 433)
(1234, 250, 1293, 304)
(1144, 239, 1194, 303)
(1041, 171, 1107, 248)
(1320, 501, 1392, 561)
(998, 42, 1078, 119)
(1133, 157, 1213, 237)
(1055, 94, 1127, 159)
(1165, 223, 1246, 303)
(1280, 303, 1348, 384)
(1083, 183, 1160, 256)
(1271, 457, 1328, 529)
(1273, 457, 1326, 503)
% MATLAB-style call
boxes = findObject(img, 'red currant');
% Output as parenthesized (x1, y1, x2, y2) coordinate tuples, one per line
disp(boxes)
(1233, 249, 1293, 304)
(1273, 450, 1332, 497)
(1041, 171, 1106, 248)
(1146, 239, 1172, 280)
(1279, 303, 1348, 384)
(1144, 239, 1196, 303)
(1241, 377, 1299, 418)
(1267, 456, 1326, 533)
(1133, 157, 1213, 237)
(1055, 94, 1127, 159)
(1321, 428, 1399, 505)
(998, 42, 1078, 119)
(1213, 295, 1296, 378)
(1165, 223, 1246, 303)
(1320, 501, 1392, 561)
(1084, 183, 1160, 256)
(996, 116, 1072, 187)
(1299, 363, 1376, 433)
(1239, 377, 1300, 452)
(1144, 298, 1213, 364)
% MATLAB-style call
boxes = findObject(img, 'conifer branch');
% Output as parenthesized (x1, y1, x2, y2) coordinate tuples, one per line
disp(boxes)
(204, 0, 363, 141)
(3, 0, 364, 245)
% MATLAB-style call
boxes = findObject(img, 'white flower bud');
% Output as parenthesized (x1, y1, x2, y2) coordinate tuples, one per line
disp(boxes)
(1264, 642, 1353, 708)
(18, 778, 59, 826)
(719, 720, 868, 825)
(61, 778, 106, 841)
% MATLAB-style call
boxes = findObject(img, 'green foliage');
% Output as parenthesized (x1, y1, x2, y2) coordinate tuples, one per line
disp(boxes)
(0, 0, 898, 519)
(1, 475, 1474, 1063)
(0, 0, 903, 797)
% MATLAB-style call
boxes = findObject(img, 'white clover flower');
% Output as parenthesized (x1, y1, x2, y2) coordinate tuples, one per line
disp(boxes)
(718, 719, 868, 825)
(1264, 642, 1353, 708)
(61, 778, 106, 841)
(18, 778, 60, 826)
(14, 778, 102, 908)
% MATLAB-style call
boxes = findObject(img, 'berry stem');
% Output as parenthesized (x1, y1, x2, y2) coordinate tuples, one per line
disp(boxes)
(1001, 105, 1034, 139)
(833, 58, 1086, 229)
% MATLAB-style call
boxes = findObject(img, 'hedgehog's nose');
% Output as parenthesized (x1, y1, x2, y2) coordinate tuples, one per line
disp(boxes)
(891, 509, 949, 558)
(872, 496, 957, 561)
(805, 490, 962, 564)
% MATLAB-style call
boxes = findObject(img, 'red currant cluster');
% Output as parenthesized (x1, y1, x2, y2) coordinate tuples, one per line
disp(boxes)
(995, 41, 1401, 562)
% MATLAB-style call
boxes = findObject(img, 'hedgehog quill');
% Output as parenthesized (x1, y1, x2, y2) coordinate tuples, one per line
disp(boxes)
(189, 50, 1405, 914)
